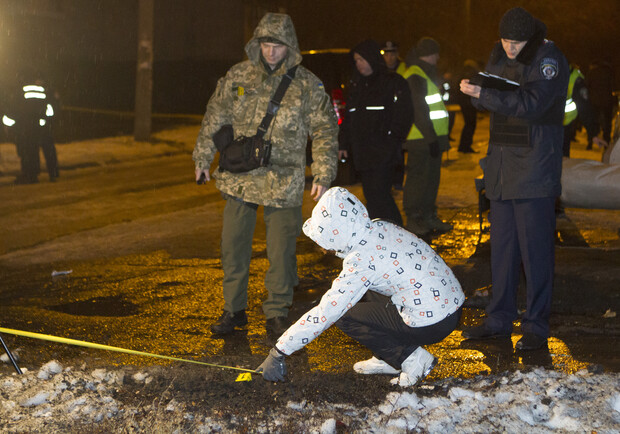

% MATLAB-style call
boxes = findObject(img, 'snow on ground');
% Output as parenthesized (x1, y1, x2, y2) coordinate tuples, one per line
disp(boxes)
(1, 360, 619, 433)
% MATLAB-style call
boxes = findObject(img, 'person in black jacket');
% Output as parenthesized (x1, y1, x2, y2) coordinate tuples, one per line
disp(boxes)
(563, 64, 605, 157)
(460, 7, 569, 350)
(338, 39, 413, 226)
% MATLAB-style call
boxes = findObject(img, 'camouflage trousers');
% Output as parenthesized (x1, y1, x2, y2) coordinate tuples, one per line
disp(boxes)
(220, 196, 302, 319)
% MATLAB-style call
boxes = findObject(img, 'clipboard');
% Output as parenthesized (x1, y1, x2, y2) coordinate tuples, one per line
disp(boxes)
(469, 72, 519, 91)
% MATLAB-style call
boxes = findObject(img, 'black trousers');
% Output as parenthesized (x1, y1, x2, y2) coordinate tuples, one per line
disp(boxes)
(40, 135, 59, 178)
(335, 292, 462, 369)
(486, 197, 556, 338)
(458, 103, 478, 152)
(358, 166, 403, 226)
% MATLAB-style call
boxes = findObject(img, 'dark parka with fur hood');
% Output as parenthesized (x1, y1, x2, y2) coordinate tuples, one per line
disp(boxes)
(473, 20, 569, 201)
(338, 40, 413, 171)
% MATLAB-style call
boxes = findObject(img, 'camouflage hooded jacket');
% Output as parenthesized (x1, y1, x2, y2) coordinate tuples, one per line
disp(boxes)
(193, 13, 339, 208)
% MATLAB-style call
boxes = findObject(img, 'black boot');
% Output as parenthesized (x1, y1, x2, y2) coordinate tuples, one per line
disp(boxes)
(210, 310, 248, 335)
(266, 316, 290, 335)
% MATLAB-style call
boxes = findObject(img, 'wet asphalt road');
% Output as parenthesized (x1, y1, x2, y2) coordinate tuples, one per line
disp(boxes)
(0, 120, 618, 380)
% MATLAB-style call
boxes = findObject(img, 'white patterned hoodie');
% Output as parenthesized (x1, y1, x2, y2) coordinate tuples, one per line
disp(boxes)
(276, 187, 465, 355)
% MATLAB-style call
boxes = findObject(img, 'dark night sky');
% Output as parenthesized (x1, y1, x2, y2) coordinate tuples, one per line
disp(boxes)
(0, 0, 617, 111)
(284, 0, 619, 78)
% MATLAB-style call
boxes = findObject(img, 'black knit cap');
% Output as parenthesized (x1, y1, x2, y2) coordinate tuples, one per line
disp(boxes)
(416, 37, 440, 57)
(499, 7, 535, 41)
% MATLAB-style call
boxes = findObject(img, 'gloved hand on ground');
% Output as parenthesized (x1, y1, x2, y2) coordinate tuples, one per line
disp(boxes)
(257, 347, 287, 381)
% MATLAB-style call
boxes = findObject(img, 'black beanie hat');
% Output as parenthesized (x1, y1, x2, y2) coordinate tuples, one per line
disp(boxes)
(416, 37, 440, 57)
(499, 7, 535, 41)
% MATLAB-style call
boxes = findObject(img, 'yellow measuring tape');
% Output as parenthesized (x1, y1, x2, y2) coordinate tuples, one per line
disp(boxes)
(0, 327, 258, 379)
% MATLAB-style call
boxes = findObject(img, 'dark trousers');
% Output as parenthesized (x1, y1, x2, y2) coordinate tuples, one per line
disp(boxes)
(486, 197, 556, 337)
(592, 102, 613, 143)
(41, 135, 59, 178)
(336, 292, 461, 369)
(15, 131, 58, 181)
(16, 137, 40, 182)
(358, 166, 403, 226)
(392, 150, 406, 188)
(458, 104, 478, 152)
(403, 143, 441, 221)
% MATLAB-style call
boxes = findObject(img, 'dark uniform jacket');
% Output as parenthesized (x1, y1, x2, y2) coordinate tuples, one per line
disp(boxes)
(339, 40, 413, 171)
(473, 21, 569, 201)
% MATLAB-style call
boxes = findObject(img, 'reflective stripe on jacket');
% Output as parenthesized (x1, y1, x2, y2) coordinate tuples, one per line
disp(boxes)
(563, 67, 584, 126)
(402, 65, 449, 140)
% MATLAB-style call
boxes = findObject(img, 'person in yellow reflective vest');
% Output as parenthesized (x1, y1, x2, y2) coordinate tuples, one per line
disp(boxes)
(401, 37, 452, 236)
(563, 64, 605, 157)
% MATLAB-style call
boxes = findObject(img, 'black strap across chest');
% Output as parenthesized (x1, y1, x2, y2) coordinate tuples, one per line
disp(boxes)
(256, 65, 298, 139)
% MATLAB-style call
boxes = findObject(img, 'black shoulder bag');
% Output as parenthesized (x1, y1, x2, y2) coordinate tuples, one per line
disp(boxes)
(216, 66, 298, 173)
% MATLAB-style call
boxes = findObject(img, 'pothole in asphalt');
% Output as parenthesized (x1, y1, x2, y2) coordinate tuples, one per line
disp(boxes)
(46, 295, 139, 317)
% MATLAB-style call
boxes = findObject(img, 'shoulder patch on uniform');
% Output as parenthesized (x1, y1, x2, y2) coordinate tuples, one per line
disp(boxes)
(540, 58, 559, 80)
(317, 82, 324, 88)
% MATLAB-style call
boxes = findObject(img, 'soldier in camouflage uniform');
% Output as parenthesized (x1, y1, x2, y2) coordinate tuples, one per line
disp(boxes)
(193, 13, 339, 336)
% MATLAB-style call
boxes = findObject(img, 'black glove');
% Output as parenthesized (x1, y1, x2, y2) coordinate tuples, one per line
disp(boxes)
(428, 141, 440, 158)
(257, 347, 287, 382)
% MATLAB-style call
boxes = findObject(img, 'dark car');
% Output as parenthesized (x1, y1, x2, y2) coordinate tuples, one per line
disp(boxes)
(301, 48, 357, 185)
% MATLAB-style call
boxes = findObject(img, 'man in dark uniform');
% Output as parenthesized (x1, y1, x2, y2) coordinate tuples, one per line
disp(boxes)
(460, 7, 569, 350)
(381, 40, 406, 75)
(3, 74, 59, 184)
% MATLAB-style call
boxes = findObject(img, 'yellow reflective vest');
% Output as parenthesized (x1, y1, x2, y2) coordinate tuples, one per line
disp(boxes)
(401, 65, 449, 140)
(563, 66, 583, 126)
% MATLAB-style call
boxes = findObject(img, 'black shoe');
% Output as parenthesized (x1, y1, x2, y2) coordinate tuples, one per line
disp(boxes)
(515, 332, 547, 350)
(462, 325, 511, 340)
(210, 310, 247, 335)
(266, 316, 290, 335)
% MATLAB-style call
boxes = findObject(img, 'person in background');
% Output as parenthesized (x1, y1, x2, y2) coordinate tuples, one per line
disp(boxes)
(3, 73, 59, 184)
(460, 7, 569, 350)
(563, 63, 606, 157)
(257, 187, 464, 385)
(381, 40, 406, 75)
(456, 59, 481, 153)
(338, 39, 413, 226)
(401, 37, 452, 236)
(585, 60, 615, 150)
(193, 13, 339, 337)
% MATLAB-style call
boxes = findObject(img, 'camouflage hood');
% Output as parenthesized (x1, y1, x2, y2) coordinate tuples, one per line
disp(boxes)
(302, 187, 372, 259)
(245, 13, 302, 70)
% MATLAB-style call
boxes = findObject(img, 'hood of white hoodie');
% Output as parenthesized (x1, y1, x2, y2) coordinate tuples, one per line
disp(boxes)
(302, 187, 372, 259)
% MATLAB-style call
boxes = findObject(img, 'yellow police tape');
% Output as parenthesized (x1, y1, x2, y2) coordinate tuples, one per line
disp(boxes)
(0, 327, 257, 381)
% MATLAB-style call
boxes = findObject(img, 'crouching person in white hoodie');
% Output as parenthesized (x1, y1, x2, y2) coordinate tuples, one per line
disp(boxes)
(257, 187, 465, 386)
